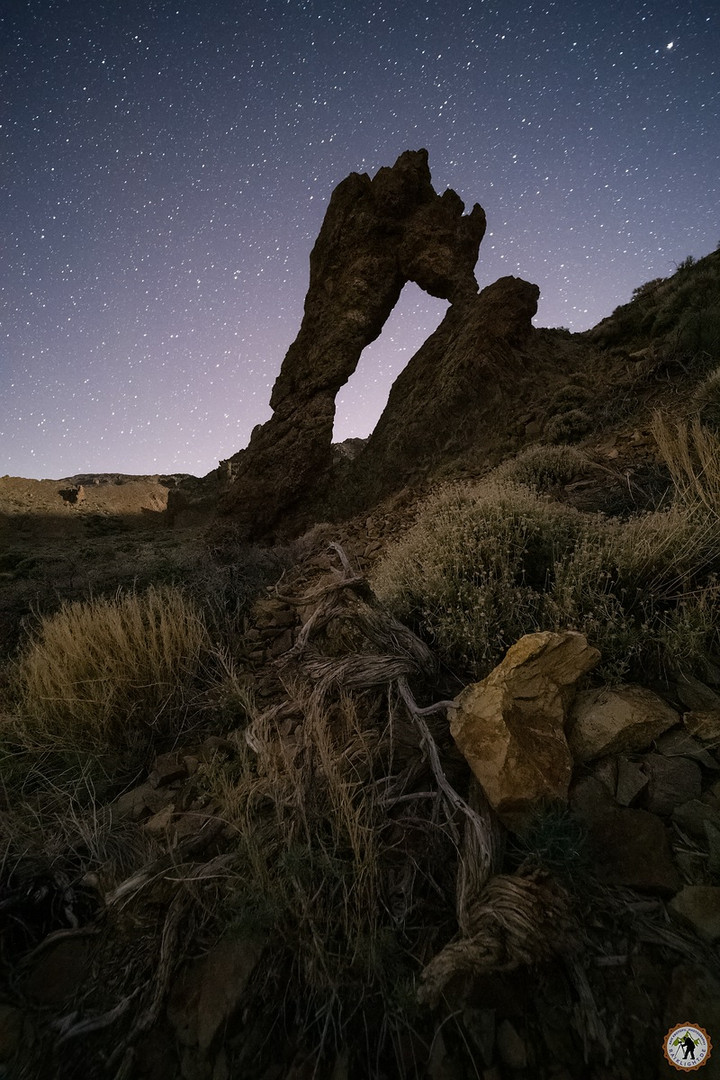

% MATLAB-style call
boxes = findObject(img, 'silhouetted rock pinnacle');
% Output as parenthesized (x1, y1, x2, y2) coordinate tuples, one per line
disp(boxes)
(219, 149, 486, 539)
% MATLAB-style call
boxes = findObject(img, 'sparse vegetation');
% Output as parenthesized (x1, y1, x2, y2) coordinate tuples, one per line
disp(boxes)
(373, 475, 720, 682)
(207, 689, 444, 1071)
(2, 245, 720, 1080)
(491, 443, 590, 492)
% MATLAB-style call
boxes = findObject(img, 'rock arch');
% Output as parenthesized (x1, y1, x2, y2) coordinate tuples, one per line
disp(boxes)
(219, 149, 487, 539)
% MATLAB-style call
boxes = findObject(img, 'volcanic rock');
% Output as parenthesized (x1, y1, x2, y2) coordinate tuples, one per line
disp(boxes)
(218, 149, 486, 539)
(450, 630, 599, 828)
(641, 753, 702, 816)
(567, 685, 679, 763)
(570, 777, 681, 894)
(346, 273, 540, 505)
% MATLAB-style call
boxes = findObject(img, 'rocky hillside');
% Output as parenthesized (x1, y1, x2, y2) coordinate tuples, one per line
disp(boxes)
(1, 154, 720, 1080)
(170, 151, 719, 539)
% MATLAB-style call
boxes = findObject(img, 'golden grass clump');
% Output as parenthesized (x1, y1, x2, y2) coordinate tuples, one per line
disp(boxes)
(14, 585, 211, 753)
(652, 410, 720, 516)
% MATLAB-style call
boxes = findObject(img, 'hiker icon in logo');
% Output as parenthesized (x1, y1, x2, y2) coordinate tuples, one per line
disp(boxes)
(663, 1023, 712, 1071)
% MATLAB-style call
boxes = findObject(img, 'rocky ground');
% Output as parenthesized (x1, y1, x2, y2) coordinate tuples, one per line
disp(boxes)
(1, 158, 719, 1078)
(2, 496, 720, 1078)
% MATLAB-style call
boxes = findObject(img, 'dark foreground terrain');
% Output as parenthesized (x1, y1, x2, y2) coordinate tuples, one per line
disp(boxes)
(2, 169, 720, 1078)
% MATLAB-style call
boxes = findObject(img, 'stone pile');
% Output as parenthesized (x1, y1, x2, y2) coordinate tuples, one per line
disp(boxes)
(449, 630, 720, 928)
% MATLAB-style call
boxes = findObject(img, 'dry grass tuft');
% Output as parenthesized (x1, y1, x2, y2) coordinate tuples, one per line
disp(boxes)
(652, 410, 720, 516)
(13, 584, 211, 755)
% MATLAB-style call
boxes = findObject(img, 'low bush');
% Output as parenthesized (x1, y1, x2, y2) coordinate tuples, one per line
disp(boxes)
(492, 444, 590, 492)
(373, 477, 720, 683)
(373, 481, 587, 679)
(545, 407, 594, 444)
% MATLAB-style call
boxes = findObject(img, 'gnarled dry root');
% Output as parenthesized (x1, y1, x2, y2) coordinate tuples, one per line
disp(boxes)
(418, 869, 576, 1008)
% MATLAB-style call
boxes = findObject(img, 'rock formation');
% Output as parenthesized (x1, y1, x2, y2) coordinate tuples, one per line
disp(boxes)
(219, 149, 487, 539)
(449, 630, 600, 829)
(346, 273, 540, 504)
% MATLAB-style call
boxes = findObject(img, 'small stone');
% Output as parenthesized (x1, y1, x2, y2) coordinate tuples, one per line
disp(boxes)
(113, 782, 173, 821)
(657, 728, 719, 767)
(113, 782, 156, 821)
(253, 598, 296, 627)
(669, 886, 720, 942)
(684, 710, 720, 744)
(144, 803, 175, 834)
(672, 799, 720, 843)
(571, 786, 681, 895)
(706, 820, 720, 876)
(174, 811, 215, 841)
(567, 685, 679, 763)
(269, 628, 294, 657)
(200, 736, 235, 760)
(149, 753, 188, 788)
(591, 756, 617, 795)
(676, 674, 720, 712)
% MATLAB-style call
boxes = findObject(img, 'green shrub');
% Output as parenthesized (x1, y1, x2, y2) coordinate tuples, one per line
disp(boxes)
(372, 481, 588, 678)
(13, 585, 211, 755)
(373, 478, 720, 682)
(676, 306, 720, 358)
(508, 804, 591, 888)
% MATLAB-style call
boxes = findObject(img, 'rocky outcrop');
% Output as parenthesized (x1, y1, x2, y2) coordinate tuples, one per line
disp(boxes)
(218, 149, 487, 539)
(450, 631, 599, 828)
(346, 274, 540, 504)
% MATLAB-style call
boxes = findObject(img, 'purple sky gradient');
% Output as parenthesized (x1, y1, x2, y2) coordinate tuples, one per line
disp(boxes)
(2, 0, 718, 478)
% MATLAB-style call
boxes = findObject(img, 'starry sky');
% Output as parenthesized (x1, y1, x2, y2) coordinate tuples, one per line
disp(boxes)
(2, 0, 718, 479)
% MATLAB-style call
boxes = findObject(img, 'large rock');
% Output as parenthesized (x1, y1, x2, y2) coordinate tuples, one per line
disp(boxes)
(641, 753, 703, 816)
(567, 685, 679, 763)
(218, 149, 486, 539)
(450, 631, 599, 828)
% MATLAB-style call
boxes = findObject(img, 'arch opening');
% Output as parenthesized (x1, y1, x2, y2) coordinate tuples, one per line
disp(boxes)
(332, 283, 449, 444)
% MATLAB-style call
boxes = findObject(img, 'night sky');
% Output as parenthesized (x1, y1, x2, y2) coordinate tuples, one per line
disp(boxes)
(2, 0, 718, 479)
